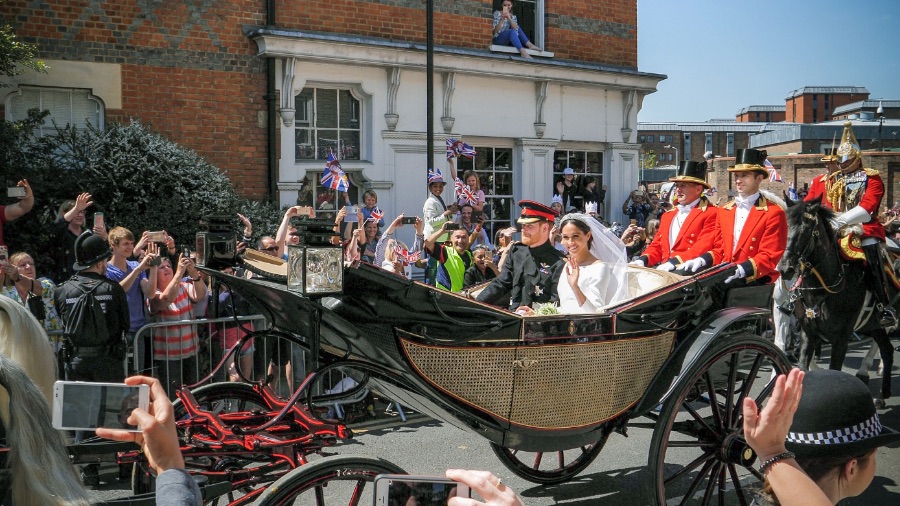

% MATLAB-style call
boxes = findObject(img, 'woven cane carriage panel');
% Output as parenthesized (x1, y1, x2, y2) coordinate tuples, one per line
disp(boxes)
(399, 336, 517, 421)
(400, 331, 674, 429)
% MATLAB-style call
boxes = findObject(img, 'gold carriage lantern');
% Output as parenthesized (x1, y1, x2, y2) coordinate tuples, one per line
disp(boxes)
(287, 218, 343, 296)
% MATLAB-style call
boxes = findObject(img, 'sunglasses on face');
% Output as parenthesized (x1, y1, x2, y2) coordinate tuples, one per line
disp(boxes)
(262, 246, 278, 252)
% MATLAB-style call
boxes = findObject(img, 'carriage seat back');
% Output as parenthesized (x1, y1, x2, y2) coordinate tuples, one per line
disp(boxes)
(601, 267, 686, 310)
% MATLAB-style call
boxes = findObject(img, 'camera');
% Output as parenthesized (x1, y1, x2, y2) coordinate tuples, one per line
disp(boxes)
(195, 215, 237, 270)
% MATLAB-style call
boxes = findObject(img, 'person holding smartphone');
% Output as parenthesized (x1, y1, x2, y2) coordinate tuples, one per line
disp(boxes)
(425, 221, 474, 293)
(375, 214, 424, 279)
(492, 0, 541, 59)
(0, 179, 34, 247)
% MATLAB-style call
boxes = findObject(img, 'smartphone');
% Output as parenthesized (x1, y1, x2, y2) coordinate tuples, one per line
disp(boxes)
(146, 230, 167, 243)
(630, 219, 637, 226)
(444, 223, 460, 231)
(0, 245, 7, 264)
(373, 475, 470, 506)
(401, 216, 417, 225)
(344, 205, 359, 223)
(93, 212, 104, 230)
(7, 186, 26, 198)
(52, 381, 150, 432)
(472, 210, 483, 222)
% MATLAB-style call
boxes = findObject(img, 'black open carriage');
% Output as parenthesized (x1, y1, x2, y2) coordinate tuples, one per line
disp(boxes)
(186, 257, 788, 505)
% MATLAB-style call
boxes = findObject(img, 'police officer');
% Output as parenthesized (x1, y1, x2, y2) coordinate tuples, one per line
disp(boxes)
(55, 232, 130, 383)
(476, 200, 565, 311)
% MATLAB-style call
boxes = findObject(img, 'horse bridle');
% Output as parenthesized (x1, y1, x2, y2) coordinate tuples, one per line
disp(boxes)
(791, 209, 847, 295)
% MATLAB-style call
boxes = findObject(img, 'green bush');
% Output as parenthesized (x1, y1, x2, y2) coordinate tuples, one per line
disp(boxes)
(0, 117, 285, 275)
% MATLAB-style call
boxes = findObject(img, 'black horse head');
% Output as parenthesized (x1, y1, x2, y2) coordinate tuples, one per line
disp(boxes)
(777, 201, 837, 279)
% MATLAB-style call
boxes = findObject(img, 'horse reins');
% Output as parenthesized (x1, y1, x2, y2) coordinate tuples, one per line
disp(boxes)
(791, 211, 848, 295)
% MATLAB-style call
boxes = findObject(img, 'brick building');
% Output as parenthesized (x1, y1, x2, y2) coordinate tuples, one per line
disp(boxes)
(735, 105, 785, 123)
(832, 99, 900, 121)
(784, 86, 869, 124)
(1, 0, 664, 232)
(748, 119, 900, 155)
(637, 121, 779, 173)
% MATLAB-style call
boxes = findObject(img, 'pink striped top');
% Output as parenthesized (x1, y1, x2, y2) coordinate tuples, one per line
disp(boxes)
(151, 283, 198, 360)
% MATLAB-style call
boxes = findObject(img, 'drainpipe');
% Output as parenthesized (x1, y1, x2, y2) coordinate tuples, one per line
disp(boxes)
(265, 0, 278, 201)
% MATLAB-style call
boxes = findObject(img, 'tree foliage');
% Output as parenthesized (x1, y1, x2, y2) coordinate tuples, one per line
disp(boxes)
(0, 18, 46, 85)
(0, 118, 285, 275)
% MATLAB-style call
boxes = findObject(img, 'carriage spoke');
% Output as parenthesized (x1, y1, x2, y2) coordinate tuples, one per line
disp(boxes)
(727, 463, 750, 506)
(557, 451, 565, 469)
(702, 371, 724, 430)
(684, 397, 722, 439)
(532, 452, 543, 470)
(667, 440, 713, 448)
(700, 462, 721, 506)
(724, 351, 741, 428)
(348, 480, 365, 506)
(664, 449, 715, 486)
(675, 458, 715, 506)
(315, 485, 326, 506)
(731, 353, 766, 425)
(717, 463, 726, 506)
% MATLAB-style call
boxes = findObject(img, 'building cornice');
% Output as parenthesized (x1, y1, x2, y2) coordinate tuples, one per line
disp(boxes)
(249, 28, 665, 93)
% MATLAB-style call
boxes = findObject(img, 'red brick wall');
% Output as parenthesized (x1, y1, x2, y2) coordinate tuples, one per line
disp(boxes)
(275, 0, 637, 68)
(786, 93, 870, 124)
(1, 0, 269, 199)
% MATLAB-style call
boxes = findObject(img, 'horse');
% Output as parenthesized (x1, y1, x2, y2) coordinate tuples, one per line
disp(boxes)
(777, 200, 895, 407)
(0, 296, 91, 505)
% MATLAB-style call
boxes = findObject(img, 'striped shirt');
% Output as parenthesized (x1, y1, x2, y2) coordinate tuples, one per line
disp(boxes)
(151, 283, 197, 360)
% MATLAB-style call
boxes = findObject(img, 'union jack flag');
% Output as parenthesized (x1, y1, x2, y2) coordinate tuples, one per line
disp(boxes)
(394, 244, 421, 266)
(446, 138, 476, 159)
(321, 152, 350, 192)
(370, 206, 384, 222)
(427, 167, 444, 184)
(765, 159, 782, 183)
(454, 177, 478, 205)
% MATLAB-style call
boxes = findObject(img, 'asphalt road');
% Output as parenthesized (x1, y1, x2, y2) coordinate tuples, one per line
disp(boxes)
(87, 339, 900, 505)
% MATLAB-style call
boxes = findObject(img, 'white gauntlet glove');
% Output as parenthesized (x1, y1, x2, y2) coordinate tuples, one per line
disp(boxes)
(724, 265, 746, 284)
(629, 259, 645, 267)
(831, 205, 871, 229)
(681, 257, 707, 273)
(656, 261, 676, 272)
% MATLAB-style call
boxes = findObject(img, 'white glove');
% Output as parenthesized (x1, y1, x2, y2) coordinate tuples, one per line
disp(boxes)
(832, 205, 871, 229)
(681, 257, 707, 273)
(656, 261, 676, 272)
(724, 265, 746, 284)
(629, 259, 645, 267)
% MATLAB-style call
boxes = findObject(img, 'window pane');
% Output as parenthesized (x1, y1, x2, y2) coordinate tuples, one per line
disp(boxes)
(338, 90, 359, 130)
(295, 89, 313, 127)
(494, 149, 512, 171)
(296, 129, 315, 160)
(339, 130, 360, 160)
(317, 129, 339, 159)
(316, 89, 338, 128)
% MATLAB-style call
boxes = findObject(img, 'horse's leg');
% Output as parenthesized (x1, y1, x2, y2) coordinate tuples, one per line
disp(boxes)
(798, 328, 815, 371)
(856, 341, 879, 385)
(829, 332, 849, 372)
(873, 329, 893, 407)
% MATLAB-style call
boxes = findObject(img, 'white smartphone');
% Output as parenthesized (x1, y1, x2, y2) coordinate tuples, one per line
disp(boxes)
(52, 381, 150, 432)
(93, 212, 104, 229)
(7, 186, 26, 198)
(373, 474, 470, 506)
(343, 205, 359, 222)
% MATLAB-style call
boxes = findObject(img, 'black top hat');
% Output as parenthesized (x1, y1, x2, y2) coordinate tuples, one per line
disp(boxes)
(669, 161, 710, 188)
(517, 199, 559, 224)
(728, 148, 768, 176)
(786, 369, 900, 458)
(72, 231, 112, 271)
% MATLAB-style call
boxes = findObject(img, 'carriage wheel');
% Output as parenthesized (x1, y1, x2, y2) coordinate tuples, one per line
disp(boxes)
(489, 433, 609, 485)
(131, 382, 276, 497)
(649, 334, 790, 506)
(254, 454, 405, 505)
(171, 381, 269, 421)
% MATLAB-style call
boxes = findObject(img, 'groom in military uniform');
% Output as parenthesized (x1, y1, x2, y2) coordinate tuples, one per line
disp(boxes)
(476, 200, 566, 311)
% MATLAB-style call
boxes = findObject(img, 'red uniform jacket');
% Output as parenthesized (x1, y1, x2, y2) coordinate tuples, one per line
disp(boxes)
(713, 195, 787, 282)
(640, 197, 719, 267)
(805, 170, 885, 241)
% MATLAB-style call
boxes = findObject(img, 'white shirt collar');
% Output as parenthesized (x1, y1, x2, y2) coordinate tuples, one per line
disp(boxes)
(734, 192, 760, 209)
(677, 198, 700, 213)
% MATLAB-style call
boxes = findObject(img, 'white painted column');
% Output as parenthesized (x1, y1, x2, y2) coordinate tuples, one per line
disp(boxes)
(516, 138, 559, 210)
(607, 142, 641, 224)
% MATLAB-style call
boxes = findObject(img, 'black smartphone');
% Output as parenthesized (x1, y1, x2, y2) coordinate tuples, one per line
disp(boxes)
(444, 223, 460, 231)
(472, 210, 483, 222)
(401, 216, 417, 225)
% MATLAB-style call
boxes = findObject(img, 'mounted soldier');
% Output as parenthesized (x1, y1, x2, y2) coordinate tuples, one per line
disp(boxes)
(805, 121, 896, 326)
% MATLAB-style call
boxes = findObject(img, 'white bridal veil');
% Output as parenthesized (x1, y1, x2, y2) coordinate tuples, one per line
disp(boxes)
(559, 213, 630, 306)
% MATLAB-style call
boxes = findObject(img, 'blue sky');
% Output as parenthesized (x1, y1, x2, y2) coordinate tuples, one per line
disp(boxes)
(637, 0, 900, 122)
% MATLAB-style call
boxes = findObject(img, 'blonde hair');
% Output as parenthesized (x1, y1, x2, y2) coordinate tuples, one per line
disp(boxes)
(107, 226, 134, 247)
(3, 252, 33, 288)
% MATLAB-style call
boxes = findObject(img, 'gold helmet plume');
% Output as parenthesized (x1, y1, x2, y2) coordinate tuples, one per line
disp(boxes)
(836, 121, 861, 171)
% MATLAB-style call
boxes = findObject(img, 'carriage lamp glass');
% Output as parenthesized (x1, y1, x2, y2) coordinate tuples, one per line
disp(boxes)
(194, 215, 237, 270)
(287, 218, 343, 295)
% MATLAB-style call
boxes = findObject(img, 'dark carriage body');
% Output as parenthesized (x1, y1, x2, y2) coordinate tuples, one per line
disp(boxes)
(218, 261, 770, 453)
